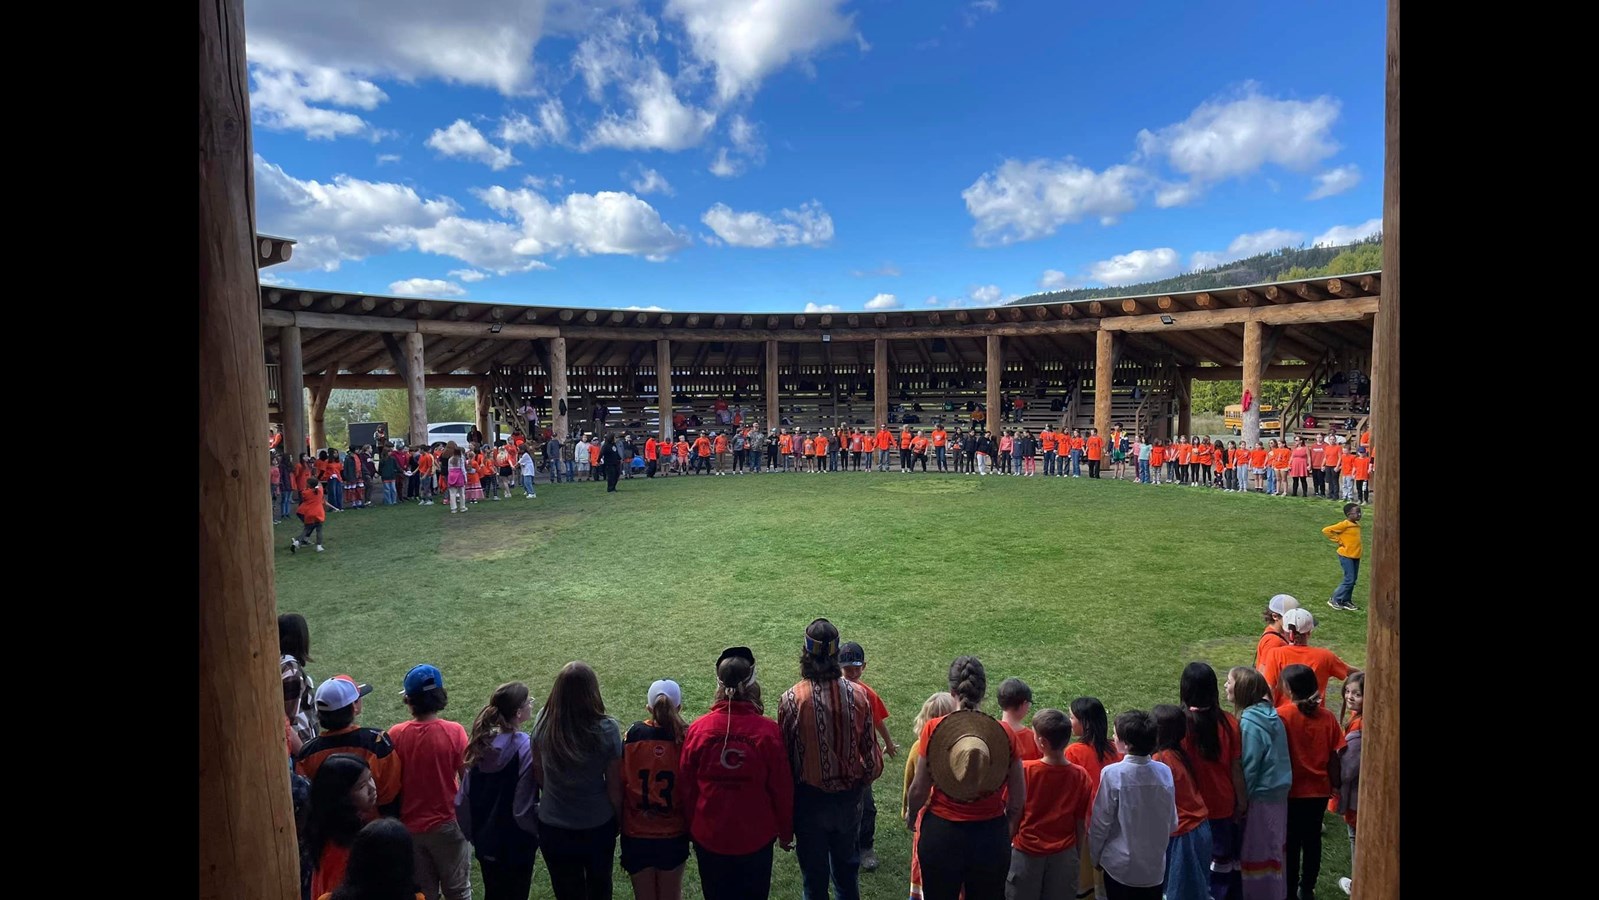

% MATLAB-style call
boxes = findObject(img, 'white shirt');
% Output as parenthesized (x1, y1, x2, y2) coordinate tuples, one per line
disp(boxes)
(1089, 754, 1179, 889)
(575, 440, 591, 462)
(518, 451, 536, 476)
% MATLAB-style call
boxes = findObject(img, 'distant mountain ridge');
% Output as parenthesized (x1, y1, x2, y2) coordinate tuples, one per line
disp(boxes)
(1010, 236, 1383, 305)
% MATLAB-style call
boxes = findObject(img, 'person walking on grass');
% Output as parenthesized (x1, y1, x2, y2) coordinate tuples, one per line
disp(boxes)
(1322, 504, 1363, 611)
(290, 478, 337, 554)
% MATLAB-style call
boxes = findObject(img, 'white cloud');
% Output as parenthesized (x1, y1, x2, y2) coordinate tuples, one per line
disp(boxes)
(449, 269, 490, 282)
(427, 120, 519, 170)
(245, 0, 548, 97)
(962, 158, 1143, 245)
(1190, 227, 1308, 270)
(1153, 180, 1203, 209)
(924, 296, 940, 305)
(729, 114, 762, 154)
(389, 278, 466, 297)
(1088, 248, 1181, 286)
(1136, 83, 1341, 184)
(500, 101, 571, 147)
(377, 154, 401, 165)
(475, 186, 691, 262)
(1308, 164, 1361, 200)
(701, 201, 834, 248)
(804, 302, 842, 313)
(624, 304, 669, 311)
(249, 64, 388, 140)
(708, 148, 742, 178)
(628, 166, 674, 196)
(852, 263, 901, 277)
(964, 0, 1001, 26)
(586, 65, 717, 151)
(255, 156, 689, 274)
(1039, 269, 1069, 290)
(865, 293, 900, 310)
(970, 284, 1003, 305)
(666, 0, 857, 103)
(1312, 218, 1383, 247)
(523, 174, 571, 191)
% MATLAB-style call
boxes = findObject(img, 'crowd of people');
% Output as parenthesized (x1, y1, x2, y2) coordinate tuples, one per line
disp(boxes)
(279, 581, 1366, 900)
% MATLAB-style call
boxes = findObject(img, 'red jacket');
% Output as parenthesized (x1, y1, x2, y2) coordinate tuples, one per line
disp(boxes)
(679, 699, 793, 855)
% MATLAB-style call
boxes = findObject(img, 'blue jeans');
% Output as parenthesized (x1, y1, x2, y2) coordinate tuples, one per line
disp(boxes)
(1266, 468, 1277, 494)
(279, 489, 293, 518)
(1333, 555, 1360, 605)
(793, 784, 863, 900)
(563, 460, 575, 482)
(829, 450, 839, 472)
(1043, 450, 1056, 475)
(750, 452, 763, 472)
(1070, 450, 1082, 476)
(522, 474, 536, 496)
(935, 446, 946, 470)
(383, 481, 397, 504)
(1137, 459, 1151, 482)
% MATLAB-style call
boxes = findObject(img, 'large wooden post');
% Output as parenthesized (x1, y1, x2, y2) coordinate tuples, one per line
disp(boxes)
(873, 339, 889, 429)
(280, 325, 305, 457)
(200, 0, 301, 895)
(1094, 329, 1116, 439)
(1355, 0, 1399, 896)
(307, 367, 337, 453)
(549, 336, 568, 439)
(405, 332, 427, 446)
(657, 339, 673, 441)
(1242, 320, 1263, 446)
(1177, 376, 1192, 436)
(475, 382, 490, 441)
(985, 334, 1003, 433)
(765, 340, 779, 430)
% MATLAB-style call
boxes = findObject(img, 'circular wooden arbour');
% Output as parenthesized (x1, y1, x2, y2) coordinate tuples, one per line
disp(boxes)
(260, 272, 1380, 452)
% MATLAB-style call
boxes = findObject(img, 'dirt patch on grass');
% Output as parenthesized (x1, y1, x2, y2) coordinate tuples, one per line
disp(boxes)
(875, 479, 980, 496)
(438, 509, 584, 561)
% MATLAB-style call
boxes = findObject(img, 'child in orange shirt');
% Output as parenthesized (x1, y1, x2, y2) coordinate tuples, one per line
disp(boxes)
(388, 664, 471, 900)
(1276, 665, 1344, 900)
(464, 452, 484, 503)
(1067, 697, 1122, 900)
(1152, 705, 1212, 900)
(1007, 709, 1093, 900)
(998, 678, 1042, 761)
(1351, 449, 1372, 505)
(1248, 443, 1268, 492)
(290, 479, 337, 554)
(839, 642, 895, 873)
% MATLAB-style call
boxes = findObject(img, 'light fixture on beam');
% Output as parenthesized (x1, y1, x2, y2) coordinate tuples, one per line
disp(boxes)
(489, 322, 504, 334)
(1160, 315, 1175, 325)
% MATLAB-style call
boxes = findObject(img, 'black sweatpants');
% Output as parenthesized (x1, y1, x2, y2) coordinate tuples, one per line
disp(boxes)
(540, 817, 617, 900)
(1088, 459, 1101, 478)
(1285, 796, 1329, 897)
(695, 842, 773, 900)
(916, 811, 1008, 900)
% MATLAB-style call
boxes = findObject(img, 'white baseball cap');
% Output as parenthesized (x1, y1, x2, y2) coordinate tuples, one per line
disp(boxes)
(647, 679, 682, 709)
(1281, 608, 1317, 634)
(1268, 594, 1301, 616)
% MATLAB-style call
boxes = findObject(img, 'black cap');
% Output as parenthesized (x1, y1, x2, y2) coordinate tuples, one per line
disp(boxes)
(839, 641, 865, 666)
(718, 646, 756, 667)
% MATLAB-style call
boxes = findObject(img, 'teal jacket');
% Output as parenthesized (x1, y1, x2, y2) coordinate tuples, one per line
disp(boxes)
(1239, 702, 1293, 801)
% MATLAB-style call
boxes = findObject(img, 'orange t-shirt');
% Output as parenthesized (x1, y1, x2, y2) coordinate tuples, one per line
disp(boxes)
(803, 439, 815, 455)
(1230, 448, 1246, 468)
(1255, 627, 1290, 668)
(590, 444, 603, 465)
(1011, 726, 1042, 762)
(1360, 430, 1371, 449)
(1071, 436, 1085, 452)
(876, 430, 892, 450)
(417, 453, 434, 476)
(932, 430, 947, 447)
(694, 437, 711, 457)
(920, 716, 1021, 822)
(1248, 448, 1268, 468)
(912, 437, 929, 453)
(1340, 454, 1358, 476)
(296, 486, 327, 523)
(900, 431, 913, 449)
(1176, 443, 1192, 464)
(622, 720, 686, 839)
(1150, 445, 1166, 466)
(1180, 712, 1241, 819)
(1323, 445, 1343, 467)
(1086, 436, 1103, 460)
(1152, 750, 1209, 836)
(1259, 644, 1354, 707)
(1065, 741, 1123, 801)
(386, 718, 469, 834)
(1040, 431, 1056, 452)
(1011, 759, 1093, 856)
(815, 436, 829, 454)
(1276, 703, 1346, 798)
(1193, 444, 1212, 465)
(644, 439, 658, 461)
(675, 441, 689, 458)
(1352, 457, 1372, 480)
(714, 435, 728, 453)
(779, 435, 793, 454)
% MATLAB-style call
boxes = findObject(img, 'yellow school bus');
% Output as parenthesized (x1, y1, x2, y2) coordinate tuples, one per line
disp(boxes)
(1224, 404, 1281, 434)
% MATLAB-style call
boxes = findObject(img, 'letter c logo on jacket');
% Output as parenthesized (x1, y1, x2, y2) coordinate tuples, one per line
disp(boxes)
(719, 746, 746, 770)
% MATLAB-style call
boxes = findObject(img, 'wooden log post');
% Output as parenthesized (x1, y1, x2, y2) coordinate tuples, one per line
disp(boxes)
(549, 337, 569, 440)
(308, 367, 338, 452)
(405, 332, 426, 446)
(657, 339, 673, 441)
(873, 339, 889, 429)
(985, 335, 1003, 433)
(765, 340, 779, 432)
(280, 325, 305, 457)
(1094, 329, 1118, 440)
(475, 383, 490, 441)
(200, 0, 301, 895)
(1242, 320, 1263, 447)
(1177, 376, 1192, 436)
(1355, 0, 1399, 895)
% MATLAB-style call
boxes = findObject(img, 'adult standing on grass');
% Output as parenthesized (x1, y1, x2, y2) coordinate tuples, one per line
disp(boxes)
(602, 435, 622, 493)
(779, 619, 882, 900)
(532, 661, 625, 900)
(1322, 503, 1363, 612)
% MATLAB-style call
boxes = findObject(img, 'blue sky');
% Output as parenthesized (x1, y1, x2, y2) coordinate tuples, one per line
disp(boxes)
(248, 0, 1386, 313)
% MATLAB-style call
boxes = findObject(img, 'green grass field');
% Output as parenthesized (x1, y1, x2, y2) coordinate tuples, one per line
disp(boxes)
(277, 470, 1368, 899)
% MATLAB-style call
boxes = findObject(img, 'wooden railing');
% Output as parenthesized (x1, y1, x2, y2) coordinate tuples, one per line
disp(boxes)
(1280, 351, 1335, 433)
(265, 363, 281, 409)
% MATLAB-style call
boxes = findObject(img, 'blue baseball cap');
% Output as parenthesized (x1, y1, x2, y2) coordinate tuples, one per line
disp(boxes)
(402, 664, 445, 696)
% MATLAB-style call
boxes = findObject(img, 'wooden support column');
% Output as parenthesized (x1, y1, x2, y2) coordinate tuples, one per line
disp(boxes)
(765, 340, 779, 430)
(1177, 377, 1192, 436)
(1242, 320, 1263, 447)
(200, 0, 301, 894)
(475, 382, 490, 441)
(873, 339, 889, 428)
(308, 367, 338, 452)
(280, 325, 305, 457)
(1094, 329, 1118, 439)
(1355, 0, 1399, 895)
(405, 332, 426, 446)
(657, 339, 673, 441)
(985, 334, 1003, 433)
(549, 337, 568, 440)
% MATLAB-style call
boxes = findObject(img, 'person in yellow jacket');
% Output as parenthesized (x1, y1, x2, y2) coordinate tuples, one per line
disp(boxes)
(1323, 503, 1363, 611)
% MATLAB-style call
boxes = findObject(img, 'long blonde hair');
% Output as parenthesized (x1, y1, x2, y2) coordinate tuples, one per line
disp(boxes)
(912, 691, 959, 742)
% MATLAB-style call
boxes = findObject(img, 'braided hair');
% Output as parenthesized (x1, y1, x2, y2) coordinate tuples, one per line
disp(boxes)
(948, 655, 987, 710)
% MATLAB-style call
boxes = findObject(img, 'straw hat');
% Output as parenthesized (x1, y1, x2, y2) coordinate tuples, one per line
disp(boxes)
(925, 709, 1012, 802)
